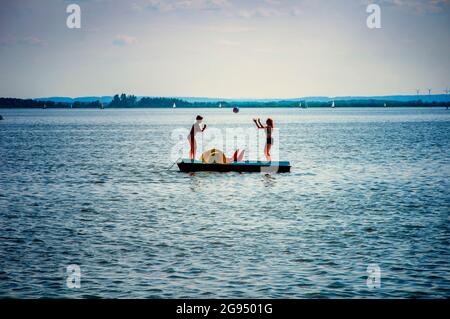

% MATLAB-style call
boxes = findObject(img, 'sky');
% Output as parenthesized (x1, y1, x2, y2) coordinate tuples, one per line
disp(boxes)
(0, 0, 449, 99)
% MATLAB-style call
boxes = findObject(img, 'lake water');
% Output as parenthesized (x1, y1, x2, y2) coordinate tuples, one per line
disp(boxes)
(0, 107, 449, 298)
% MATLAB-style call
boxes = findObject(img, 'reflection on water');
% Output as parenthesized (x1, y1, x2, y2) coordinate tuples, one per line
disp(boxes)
(0, 107, 449, 298)
(262, 174, 277, 188)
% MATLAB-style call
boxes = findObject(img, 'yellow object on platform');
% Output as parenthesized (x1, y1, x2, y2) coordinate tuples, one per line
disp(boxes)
(201, 148, 227, 164)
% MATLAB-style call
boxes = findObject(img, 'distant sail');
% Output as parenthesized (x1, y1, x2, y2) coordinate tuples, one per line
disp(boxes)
(331, 101, 335, 108)
(173, 103, 176, 108)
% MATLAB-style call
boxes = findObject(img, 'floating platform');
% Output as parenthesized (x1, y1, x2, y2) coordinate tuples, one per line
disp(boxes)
(177, 159, 291, 173)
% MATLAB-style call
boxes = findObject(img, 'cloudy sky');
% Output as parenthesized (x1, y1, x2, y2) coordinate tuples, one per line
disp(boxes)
(0, 0, 449, 98)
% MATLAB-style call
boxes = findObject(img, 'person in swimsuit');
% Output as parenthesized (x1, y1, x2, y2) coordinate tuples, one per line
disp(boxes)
(188, 115, 207, 160)
(253, 117, 274, 161)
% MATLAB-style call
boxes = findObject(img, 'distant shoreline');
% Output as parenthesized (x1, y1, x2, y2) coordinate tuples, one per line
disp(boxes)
(1, 95, 449, 109)
(1, 105, 449, 109)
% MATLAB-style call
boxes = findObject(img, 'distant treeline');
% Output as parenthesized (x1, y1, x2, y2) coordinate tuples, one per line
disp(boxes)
(1, 95, 450, 109)
(0, 98, 102, 108)
(108, 94, 223, 108)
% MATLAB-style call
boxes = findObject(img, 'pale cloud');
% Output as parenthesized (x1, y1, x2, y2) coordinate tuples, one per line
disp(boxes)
(130, 0, 306, 19)
(19, 36, 47, 46)
(132, 0, 232, 12)
(112, 35, 137, 46)
(234, 1, 309, 19)
(362, 0, 450, 13)
(237, 7, 283, 18)
(0, 36, 46, 47)
(134, 0, 175, 12)
(236, 5, 308, 19)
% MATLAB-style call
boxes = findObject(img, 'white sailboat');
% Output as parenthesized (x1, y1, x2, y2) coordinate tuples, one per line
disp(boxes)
(331, 101, 335, 108)
(219, 103, 222, 108)
(173, 102, 176, 108)
(384, 102, 387, 107)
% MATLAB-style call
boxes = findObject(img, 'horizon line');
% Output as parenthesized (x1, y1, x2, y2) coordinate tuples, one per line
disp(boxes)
(17, 93, 450, 101)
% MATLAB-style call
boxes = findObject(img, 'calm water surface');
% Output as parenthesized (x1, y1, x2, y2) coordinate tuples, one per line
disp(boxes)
(0, 108, 449, 298)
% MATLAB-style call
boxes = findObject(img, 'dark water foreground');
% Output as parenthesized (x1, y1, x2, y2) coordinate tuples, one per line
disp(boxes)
(0, 108, 449, 298)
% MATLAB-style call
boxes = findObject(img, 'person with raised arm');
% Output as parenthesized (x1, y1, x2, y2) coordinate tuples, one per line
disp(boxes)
(188, 115, 207, 160)
(253, 117, 274, 161)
